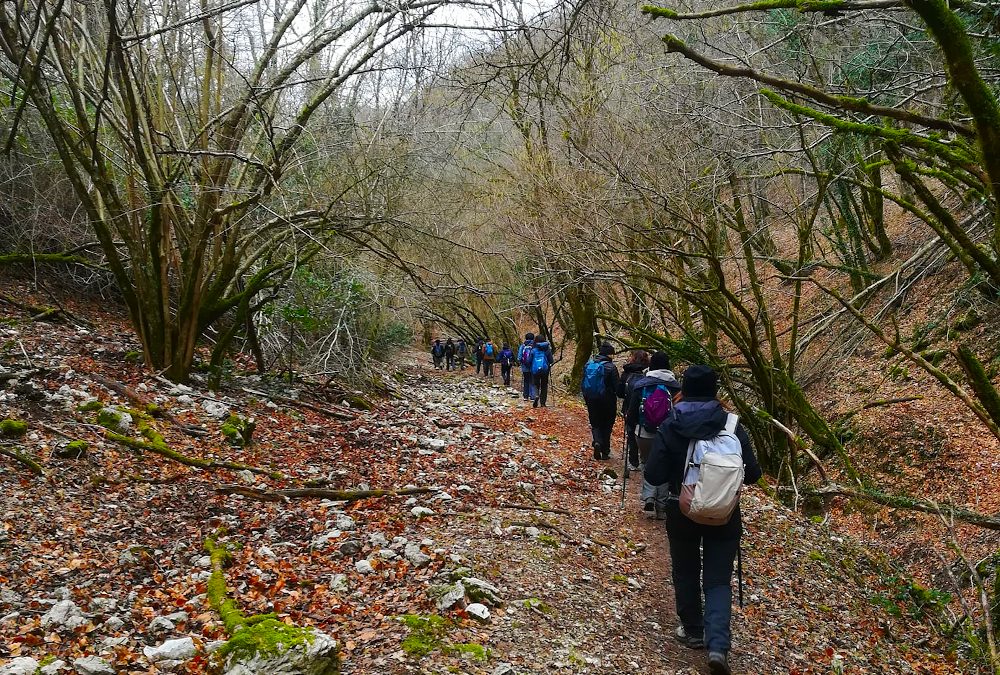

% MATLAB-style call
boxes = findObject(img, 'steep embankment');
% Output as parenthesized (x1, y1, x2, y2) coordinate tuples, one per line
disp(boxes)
(0, 282, 969, 674)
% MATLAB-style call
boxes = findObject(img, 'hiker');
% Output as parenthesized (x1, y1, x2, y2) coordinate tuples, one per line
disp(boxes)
(431, 339, 445, 369)
(627, 351, 680, 518)
(482, 338, 497, 377)
(474, 337, 485, 374)
(444, 338, 457, 370)
(517, 332, 535, 400)
(618, 349, 651, 471)
(530, 334, 554, 408)
(456, 338, 468, 370)
(499, 342, 515, 386)
(581, 343, 619, 459)
(643, 365, 762, 675)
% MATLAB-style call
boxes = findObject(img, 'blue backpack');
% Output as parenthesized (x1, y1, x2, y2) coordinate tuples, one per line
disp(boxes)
(581, 359, 606, 399)
(531, 347, 549, 375)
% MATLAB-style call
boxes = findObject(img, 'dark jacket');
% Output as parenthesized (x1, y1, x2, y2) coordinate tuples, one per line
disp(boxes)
(499, 348, 514, 366)
(617, 362, 647, 415)
(444, 341, 456, 356)
(626, 369, 681, 429)
(644, 398, 762, 538)
(583, 354, 619, 408)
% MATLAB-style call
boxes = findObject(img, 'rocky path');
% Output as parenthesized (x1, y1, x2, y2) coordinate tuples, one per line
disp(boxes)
(0, 295, 971, 675)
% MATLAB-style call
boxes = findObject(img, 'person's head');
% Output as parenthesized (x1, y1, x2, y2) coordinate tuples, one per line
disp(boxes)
(599, 342, 615, 357)
(628, 349, 650, 367)
(447, 337, 453, 343)
(682, 365, 719, 399)
(502, 342, 509, 349)
(434, 338, 441, 343)
(649, 351, 671, 371)
(525, 332, 535, 342)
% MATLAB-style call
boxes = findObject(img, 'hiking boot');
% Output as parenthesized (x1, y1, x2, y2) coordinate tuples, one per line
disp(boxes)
(592, 443, 601, 460)
(708, 651, 731, 674)
(673, 625, 704, 650)
(655, 506, 667, 520)
(643, 499, 655, 513)
(627, 462, 640, 472)
(532, 398, 539, 408)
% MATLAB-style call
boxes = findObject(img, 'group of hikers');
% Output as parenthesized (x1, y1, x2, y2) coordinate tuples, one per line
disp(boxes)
(428, 332, 758, 674)
(429, 333, 553, 407)
(581, 344, 761, 675)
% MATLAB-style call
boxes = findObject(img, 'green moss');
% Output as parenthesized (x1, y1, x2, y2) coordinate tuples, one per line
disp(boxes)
(521, 597, 552, 614)
(537, 534, 559, 547)
(446, 642, 489, 661)
(124, 351, 143, 363)
(78, 400, 104, 412)
(97, 408, 123, 431)
(145, 403, 163, 416)
(400, 614, 451, 658)
(217, 617, 316, 662)
(221, 414, 254, 447)
(0, 419, 27, 437)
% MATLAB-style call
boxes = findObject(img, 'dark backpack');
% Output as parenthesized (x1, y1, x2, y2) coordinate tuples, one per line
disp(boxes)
(432, 344, 444, 357)
(640, 383, 672, 431)
(581, 359, 606, 399)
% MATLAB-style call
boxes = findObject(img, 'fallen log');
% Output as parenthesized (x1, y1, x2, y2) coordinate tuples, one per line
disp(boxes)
(91, 373, 207, 437)
(497, 502, 572, 516)
(242, 387, 356, 421)
(0, 445, 44, 476)
(789, 484, 1000, 531)
(215, 485, 436, 502)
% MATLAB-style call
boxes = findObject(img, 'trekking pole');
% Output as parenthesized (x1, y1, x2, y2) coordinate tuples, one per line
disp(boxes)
(620, 416, 628, 508)
(737, 541, 744, 608)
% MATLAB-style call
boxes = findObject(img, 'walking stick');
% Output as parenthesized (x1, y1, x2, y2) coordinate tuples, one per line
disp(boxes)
(620, 415, 628, 508)
(737, 541, 744, 608)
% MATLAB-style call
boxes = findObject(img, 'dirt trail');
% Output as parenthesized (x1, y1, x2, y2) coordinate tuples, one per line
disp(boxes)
(0, 299, 969, 674)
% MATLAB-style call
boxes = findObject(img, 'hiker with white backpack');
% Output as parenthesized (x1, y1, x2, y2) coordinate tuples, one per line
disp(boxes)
(643, 365, 762, 675)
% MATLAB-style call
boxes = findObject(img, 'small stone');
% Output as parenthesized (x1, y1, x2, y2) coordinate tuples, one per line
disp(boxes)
(335, 515, 356, 531)
(466, 603, 490, 622)
(143, 637, 197, 663)
(525, 527, 540, 538)
(411, 506, 435, 518)
(89, 597, 117, 614)
(201, 400, 230, 419)
(176, 394, 194, 405)
(355, 560, 375, 574)
(72, 657, 114, 675)
(103, 616, 125, 630)
(329, 574, 349, 592)
(164, 611, 189, 623)
(369, 532, 389, 547)
(431, 492, 453, 502)
(434, 582, 466, 610)
(40, 659, 68, 674)
(492, 663, 517, 675)
(0, 658, 40, 675)
(376, 548, 398, 560)
(339, 540, 362, 557)
(404, 543, 431, 568)
(195, 555, 212, 568)
(627, 577, 643, 591)
(41, 599, 87, 630)
(148, 616, 175, 634)
(256, 545, 276, 560)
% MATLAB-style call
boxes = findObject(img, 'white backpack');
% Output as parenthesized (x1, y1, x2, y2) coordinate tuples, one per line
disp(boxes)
(680, 413, 744, 526)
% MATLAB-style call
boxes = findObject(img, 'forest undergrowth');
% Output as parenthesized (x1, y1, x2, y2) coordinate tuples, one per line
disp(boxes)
(0, 279, 985, 674)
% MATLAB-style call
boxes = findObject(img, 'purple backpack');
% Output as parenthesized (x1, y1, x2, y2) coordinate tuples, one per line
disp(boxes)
(640, 384, 672, 431)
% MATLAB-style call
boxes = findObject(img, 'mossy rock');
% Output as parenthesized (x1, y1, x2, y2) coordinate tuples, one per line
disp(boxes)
(221, 414, 255, 447)
(0, 419, 27, 437)
(77, 400, 104, 412)
(54, 440, 88, 459)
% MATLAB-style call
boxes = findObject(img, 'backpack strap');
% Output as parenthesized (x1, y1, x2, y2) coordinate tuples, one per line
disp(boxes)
(724, 413, 738, 434)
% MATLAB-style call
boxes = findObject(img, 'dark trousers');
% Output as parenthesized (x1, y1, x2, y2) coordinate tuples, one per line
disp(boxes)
(625, 420, 639, 465)
(666, 502, 739, 653)
(446, 355, 455, 370)
(501, 363, 512, 385)
(476, 356, 483, 374)
(521, 370, 533, 399)
(586, 401, 616, 455)
(533, 372, 550, 406)
(483, 360, 494, 377)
